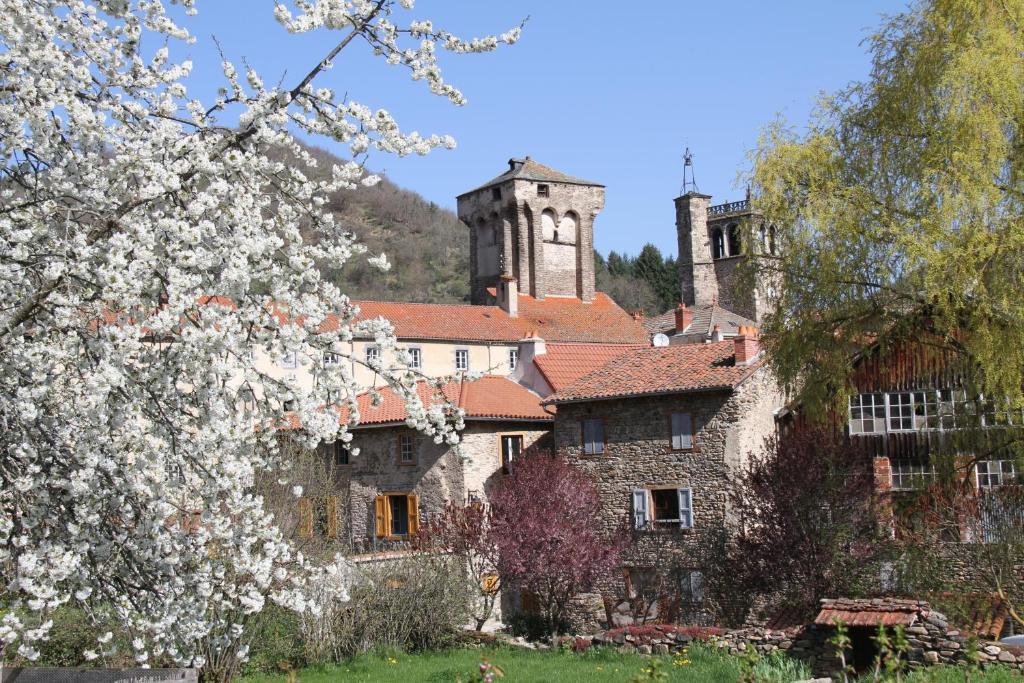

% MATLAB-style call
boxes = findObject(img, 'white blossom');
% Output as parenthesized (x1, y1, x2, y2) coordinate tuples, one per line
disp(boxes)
(0, 0, 518, 669)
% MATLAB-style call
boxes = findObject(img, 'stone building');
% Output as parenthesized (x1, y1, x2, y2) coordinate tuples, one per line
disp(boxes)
(457, 157, 604, 305)
(543, 329, 784, 626)
(674, 191, 778, 326)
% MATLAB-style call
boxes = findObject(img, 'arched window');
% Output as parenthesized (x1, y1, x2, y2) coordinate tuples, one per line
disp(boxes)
(557, 211, 578, 244)
(769, 226, 778, 255)
(759, 226, 767, 253)
(711, 228, 725, 260)
(541, 209, 557, 241)
(727, 224, 740, 257)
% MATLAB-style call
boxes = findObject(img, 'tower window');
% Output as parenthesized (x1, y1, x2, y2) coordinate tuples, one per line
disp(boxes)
(769, 226, 778, 255)
(727, 224, 741, 257)
(711, 228, 725, 260)
(537, 184, 549, 197)
(492, 187, 502, 201)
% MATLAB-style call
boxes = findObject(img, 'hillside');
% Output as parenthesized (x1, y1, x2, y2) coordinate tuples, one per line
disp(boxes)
(295, 144, 665, 312)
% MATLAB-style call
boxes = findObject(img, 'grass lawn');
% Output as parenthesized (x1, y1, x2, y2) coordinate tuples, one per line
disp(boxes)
(239, 644, 753, 682)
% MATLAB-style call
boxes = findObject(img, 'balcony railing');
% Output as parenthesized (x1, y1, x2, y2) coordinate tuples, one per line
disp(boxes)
(708, 199, 750, 216)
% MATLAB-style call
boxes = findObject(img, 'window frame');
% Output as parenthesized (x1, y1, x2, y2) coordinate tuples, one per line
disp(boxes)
(508, 348, 518, 371)
(537, 183, 549, 197)
(365, 344, 381, 366)
(499, 432, 525, 474)
(491, 187, 502, 201)
(397, 433, 417, 467)
(324, 351, 341, 365)
(976, 460, 1017, 489)
(406, 346, 422, 370)
(668, 411, 697, 452)
(280, 351, 298, 369)
(454, 348, 470, 372)
(632, 487, 694, 530)
(581, 417, 606, 455)
(375, 491, 420, 539)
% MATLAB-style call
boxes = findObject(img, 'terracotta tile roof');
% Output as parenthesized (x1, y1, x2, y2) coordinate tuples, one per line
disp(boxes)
(351, 375, 552, 426)
(544, 341, 762, 404)
(345, 292, 648, 345)
(460, 157, 601, 195)
(534, 343, 645, 392)
(814, 598, 928, 628)
(642, 304, 757, 339)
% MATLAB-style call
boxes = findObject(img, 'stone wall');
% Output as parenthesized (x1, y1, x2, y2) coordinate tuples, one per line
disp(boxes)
(553, 366, 782, 626)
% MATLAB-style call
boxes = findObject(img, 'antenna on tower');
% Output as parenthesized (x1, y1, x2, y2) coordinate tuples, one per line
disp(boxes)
(680, 147, 699, 195)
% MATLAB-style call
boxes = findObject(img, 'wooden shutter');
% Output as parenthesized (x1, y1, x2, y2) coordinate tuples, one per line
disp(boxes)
(374, 495, 389, 538)
(407, 493, 420, 536)
(298, 497, 313, 538)
(325, 495, 338, 539)
(671, 413, 693, 450)
(678, 488, 693, 529)
(632, 489, 649, 529)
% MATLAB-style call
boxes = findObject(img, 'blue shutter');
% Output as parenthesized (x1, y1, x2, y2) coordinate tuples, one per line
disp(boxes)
(632, 489, 648, 529)
(678, 488, 693, 528)
(671, 413, 693, 450)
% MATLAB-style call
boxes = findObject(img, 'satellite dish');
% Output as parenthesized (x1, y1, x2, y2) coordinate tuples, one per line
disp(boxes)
(652, 333, 670, 348)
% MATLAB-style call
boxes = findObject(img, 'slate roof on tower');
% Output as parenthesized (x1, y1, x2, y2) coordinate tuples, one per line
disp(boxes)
(459, 157, 603, 195)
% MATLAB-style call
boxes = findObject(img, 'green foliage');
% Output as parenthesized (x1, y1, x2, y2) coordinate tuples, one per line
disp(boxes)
(595, 244, 678, 316)
(750, 0, 1024, 415)
(242, 605, 307, 676)
(505, 610, 570, 642)
(829, 620, 855, 683)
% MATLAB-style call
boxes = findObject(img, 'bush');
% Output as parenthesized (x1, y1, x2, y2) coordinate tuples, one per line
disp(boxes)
(241, 605, 306, 675)
(297, 552, 472, 661)
(506, 611, 570, 642)
(7, 606, 136, 669)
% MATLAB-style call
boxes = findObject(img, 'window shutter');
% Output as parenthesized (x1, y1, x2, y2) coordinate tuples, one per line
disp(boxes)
(678, 488, 693, 529)
(672, 413, 693, 450)
(407, 493, 420, 536)
(374, 495, 387, 538)
(632, 489, 648, 529)
(297, 497, 313, 538)
(326, 495, 338, 539)
(690, 571, 704, 604)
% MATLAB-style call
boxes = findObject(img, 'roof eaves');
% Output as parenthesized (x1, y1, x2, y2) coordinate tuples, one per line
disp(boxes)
(544, 383, 737, 406)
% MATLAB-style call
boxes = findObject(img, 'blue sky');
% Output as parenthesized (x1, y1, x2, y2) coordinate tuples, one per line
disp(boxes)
(176, 1, 907, 258)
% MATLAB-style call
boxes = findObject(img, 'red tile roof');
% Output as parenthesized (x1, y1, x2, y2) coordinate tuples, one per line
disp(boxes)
(534, 343, 645, 392)
(344, 292, 648, 345)
(352, 375, 552, 426)
(544, 341, 762, 404)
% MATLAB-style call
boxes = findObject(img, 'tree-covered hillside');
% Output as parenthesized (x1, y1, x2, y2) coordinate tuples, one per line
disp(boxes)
(301, 144, 677, 314)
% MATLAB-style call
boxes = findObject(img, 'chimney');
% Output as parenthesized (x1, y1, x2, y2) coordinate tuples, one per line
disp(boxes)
(497, 274, 518, 318)
(516, 330, 546, 367)
(711, 324, 723, 342)
(734, 325, 761, 365)
(674, 304, 692, 333)
(508, 157, 527, 172)
(631, 310, 644, 321)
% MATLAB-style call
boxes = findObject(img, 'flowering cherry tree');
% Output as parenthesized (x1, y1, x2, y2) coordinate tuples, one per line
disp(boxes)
(0, 0, 519, 668)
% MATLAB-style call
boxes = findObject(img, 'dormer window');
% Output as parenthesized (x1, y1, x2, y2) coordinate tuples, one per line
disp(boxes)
(537, 184, 549, 197)
(491, 187, 502, 201)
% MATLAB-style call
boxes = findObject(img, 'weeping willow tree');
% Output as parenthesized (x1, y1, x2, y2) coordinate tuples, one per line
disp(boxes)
(750, 0, 1024, 415)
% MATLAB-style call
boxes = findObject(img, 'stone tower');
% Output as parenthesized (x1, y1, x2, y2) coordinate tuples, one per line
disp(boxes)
(457, 157, 605, 305)
(676, 193, 777, 323)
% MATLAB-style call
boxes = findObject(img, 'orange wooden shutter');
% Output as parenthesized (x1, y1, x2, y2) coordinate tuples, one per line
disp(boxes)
(374, 495, 388, 538)
(325, 495, 338, 539)
(297, 498, 313, 538)
(481, 573, 499, 595)
(407, 493, 420, 536)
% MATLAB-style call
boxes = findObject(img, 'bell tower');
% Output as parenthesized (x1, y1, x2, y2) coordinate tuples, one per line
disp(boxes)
(458, 157, 604, 305)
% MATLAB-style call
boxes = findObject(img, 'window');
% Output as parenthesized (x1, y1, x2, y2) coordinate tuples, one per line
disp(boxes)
(890, 462, 936, 491)
(501, 434, 523, 473)
(365, 345, 380, 365)
(670, 412, 693, 450)
(399, 434, 416, 465)
(455, 348, 470, 372)
(537, 184, 549, 197)
(491, 187, 502, 201)
(582, 418, 605, 455)
(711, 228, 725, 259)
(407, 347, 422, 370)
(324, 351, 341, 365)
(769, 226, 778, 255)
(322, 441, 350, 465)
(281, 351, 297, 369)
(679, 570, 704, 605)
(374, 493, 420, 538)
(508, 349, 518, 371)
(887, 392, 915, 431)
(726, 224, 740, 256)
(633, 488, 693, 529)
(977, 460, 1017, 489)
(849, 393, 886, 434)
